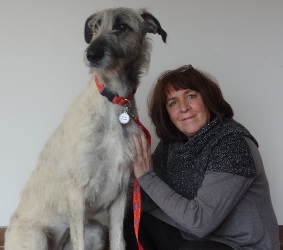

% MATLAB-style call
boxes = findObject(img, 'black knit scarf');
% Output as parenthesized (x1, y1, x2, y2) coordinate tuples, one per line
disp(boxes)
(152, 117, 258, 200)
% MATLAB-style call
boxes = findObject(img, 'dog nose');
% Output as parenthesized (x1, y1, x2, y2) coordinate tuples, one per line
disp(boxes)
(86, 48, 104, 63)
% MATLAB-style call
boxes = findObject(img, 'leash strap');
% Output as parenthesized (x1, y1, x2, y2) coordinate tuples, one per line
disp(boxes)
(133, 121, 151, 250)
(95, 75, 135, 105)
(133, 178, 144, 250)
(131, 116, 151, 145)
(95, 75, 149, 250)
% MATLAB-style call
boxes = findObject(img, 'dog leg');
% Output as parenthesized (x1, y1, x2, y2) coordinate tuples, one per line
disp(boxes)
(68, 188, 85, 250)
(5, 224, 48, 250)
(108, 189, 127, 250)
(59, 220, 105, 250)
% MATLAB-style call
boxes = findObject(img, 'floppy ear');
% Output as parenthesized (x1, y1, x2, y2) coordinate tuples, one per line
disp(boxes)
(141, 11, 167, 43)
(84, 14, 96, 44)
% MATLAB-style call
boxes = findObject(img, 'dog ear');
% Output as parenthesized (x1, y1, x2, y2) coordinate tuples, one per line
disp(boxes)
(84, 14, 96, 44)
(141, 11, 167, 43)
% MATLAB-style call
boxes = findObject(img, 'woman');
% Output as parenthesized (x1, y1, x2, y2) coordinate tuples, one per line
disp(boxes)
(124, 65, 279, 250)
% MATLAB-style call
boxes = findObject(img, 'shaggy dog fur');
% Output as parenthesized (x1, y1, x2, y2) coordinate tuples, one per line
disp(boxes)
(5, 7, 166, 250)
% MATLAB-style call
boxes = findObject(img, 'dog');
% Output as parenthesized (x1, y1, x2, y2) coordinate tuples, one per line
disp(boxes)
(4, 7, 166, 250)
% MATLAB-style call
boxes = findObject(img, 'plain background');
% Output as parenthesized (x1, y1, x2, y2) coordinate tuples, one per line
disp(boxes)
(0, 0, 282, 225)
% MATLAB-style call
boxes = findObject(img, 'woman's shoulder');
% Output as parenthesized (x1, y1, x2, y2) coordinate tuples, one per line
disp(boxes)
(207, 130, 257, 177)
(222, 118, 258, 147)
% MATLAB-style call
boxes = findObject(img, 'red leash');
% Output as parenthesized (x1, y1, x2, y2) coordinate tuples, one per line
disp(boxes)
(133, 124, 151, 250)
(133, 178, 144, 250)
(95, 75, 150, 250)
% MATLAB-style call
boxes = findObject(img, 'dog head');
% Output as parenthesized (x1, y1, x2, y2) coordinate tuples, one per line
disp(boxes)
(84, 8, 167, 70)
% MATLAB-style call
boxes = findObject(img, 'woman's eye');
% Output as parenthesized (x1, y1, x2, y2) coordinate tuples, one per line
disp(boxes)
(187, 94, 196, 99)
(168, 101, 176, 107)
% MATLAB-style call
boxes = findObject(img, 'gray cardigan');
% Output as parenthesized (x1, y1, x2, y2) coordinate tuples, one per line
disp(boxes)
(138, 137, 279, 250)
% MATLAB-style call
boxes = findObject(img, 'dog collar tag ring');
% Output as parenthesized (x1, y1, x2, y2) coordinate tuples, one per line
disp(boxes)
(119, 110, 130, 124)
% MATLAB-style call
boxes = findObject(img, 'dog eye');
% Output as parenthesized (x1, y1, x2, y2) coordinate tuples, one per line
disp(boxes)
(113, 23, 131, 32)
(118, 24, 127, 30)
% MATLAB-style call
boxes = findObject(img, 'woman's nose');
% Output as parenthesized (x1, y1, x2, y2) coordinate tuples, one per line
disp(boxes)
(180, 100, 191, 112)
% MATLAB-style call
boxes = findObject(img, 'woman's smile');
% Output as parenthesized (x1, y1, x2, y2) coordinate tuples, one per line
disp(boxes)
(166, 87, 210, 138)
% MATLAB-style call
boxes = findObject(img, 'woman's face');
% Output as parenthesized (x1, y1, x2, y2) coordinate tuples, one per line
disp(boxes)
(166, 86, 210, 138)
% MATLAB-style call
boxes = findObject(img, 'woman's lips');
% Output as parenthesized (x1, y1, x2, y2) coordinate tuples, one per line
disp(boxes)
(182, 115, 195, 121)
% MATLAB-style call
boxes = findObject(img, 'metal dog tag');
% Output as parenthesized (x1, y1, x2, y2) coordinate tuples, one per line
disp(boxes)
(119, 111, 130, 124)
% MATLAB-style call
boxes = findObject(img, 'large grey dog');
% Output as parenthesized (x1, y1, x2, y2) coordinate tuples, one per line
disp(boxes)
(5, 7, 166, 250)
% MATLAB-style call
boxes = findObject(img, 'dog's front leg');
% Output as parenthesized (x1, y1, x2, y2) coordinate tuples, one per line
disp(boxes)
(68, 188, 85, 250)
(108, 189, 127, 250)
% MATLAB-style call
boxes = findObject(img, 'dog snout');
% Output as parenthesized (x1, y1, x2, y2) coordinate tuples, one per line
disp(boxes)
(86, 46, 105, 64)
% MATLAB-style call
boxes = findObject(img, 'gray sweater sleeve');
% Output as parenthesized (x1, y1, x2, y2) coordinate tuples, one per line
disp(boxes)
(138, 170, 254, 238)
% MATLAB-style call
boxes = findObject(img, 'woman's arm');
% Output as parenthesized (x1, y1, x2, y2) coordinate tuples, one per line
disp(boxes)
(132, 132, 255, 237)
(139, 170, 254, 238)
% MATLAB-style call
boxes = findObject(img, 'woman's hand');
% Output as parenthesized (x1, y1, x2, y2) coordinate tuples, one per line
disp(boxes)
(132, 132, 153, 178)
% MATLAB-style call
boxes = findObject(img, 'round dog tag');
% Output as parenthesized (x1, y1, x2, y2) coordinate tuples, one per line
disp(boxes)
(119, 112, 130, 124)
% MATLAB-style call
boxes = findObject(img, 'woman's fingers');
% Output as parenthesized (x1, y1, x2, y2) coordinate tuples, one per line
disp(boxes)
(141, 132, 149, 156)
(132, 132, 152, 178)
(133, 132, 149, 156)
(133, 133, 142, 155)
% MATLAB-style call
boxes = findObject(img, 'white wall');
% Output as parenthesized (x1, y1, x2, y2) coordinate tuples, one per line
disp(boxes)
(0, 0, 282, 225)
